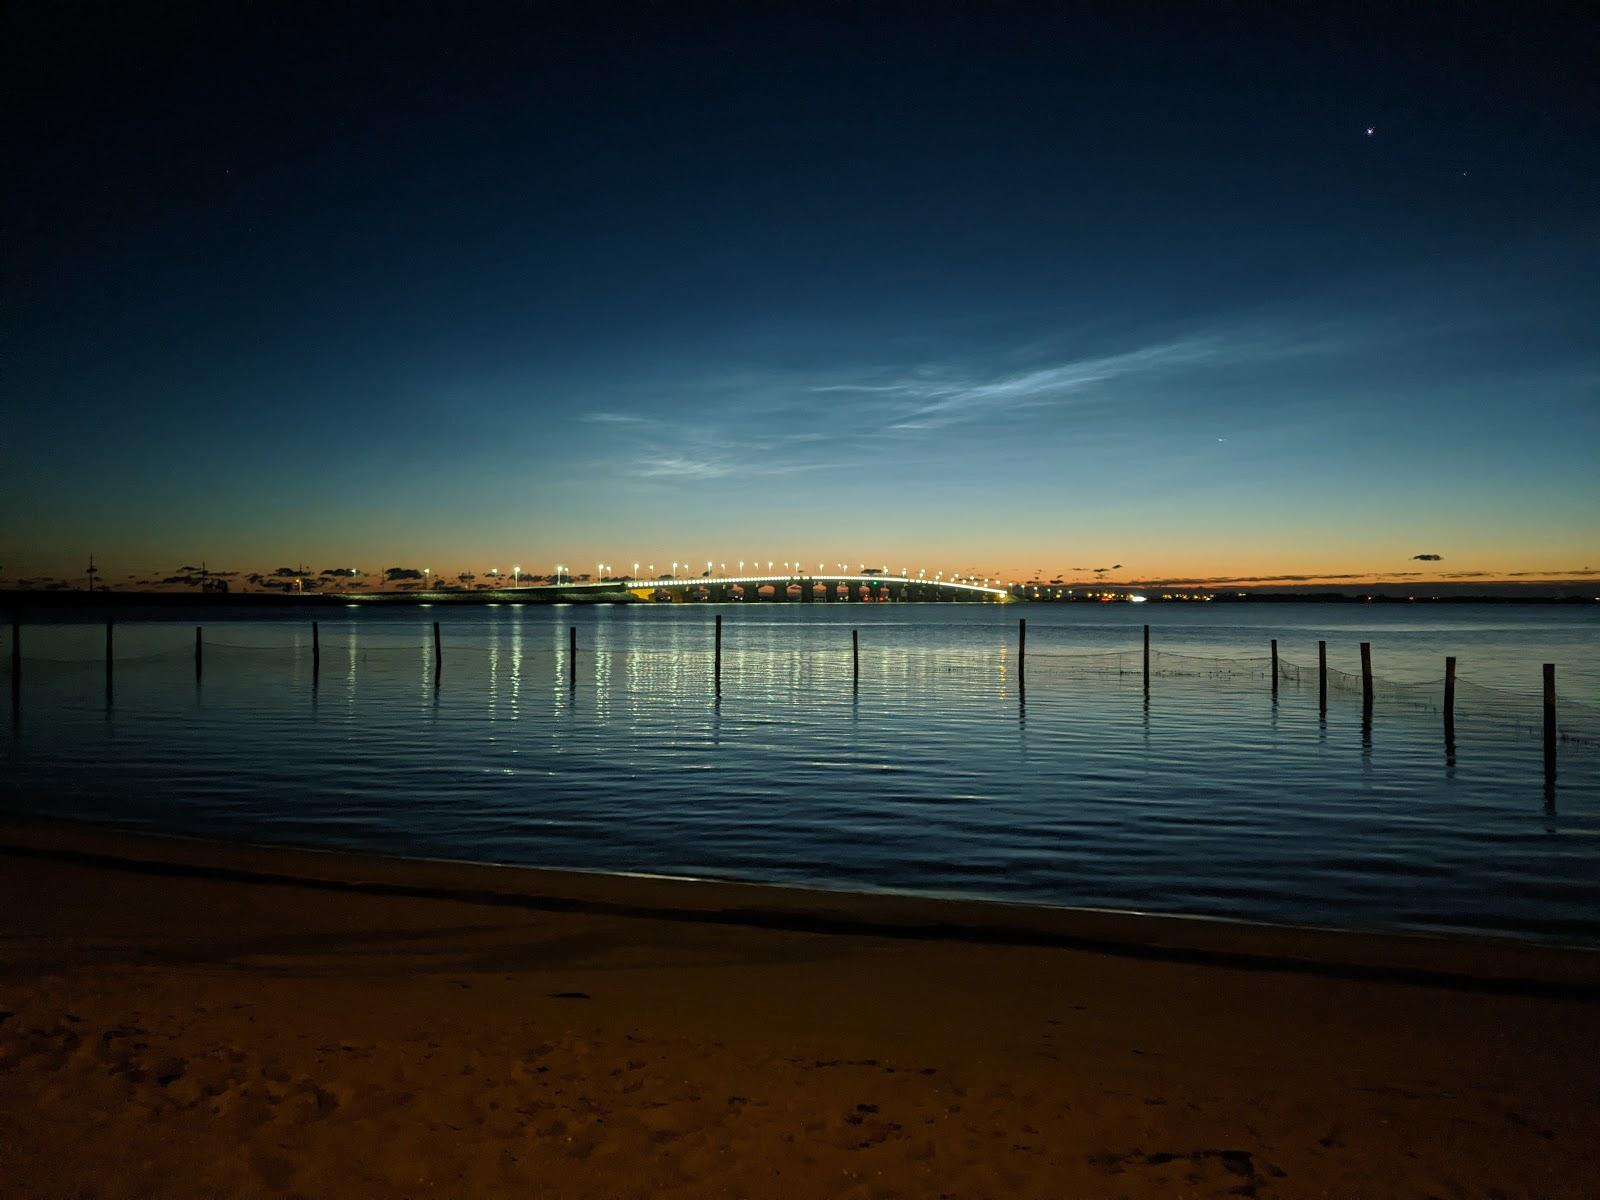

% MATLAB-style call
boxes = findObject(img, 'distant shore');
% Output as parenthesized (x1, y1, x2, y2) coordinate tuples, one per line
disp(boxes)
(0, 587, 638, 611)
(3, 587, 1596, 613)
(1, 815, 1597, 1198)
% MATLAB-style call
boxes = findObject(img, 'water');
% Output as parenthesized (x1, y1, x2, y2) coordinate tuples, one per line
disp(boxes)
(4, 602, 1598, 945)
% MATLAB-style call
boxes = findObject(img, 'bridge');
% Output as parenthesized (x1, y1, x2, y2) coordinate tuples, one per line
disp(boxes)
(520, 572, 1012, 602)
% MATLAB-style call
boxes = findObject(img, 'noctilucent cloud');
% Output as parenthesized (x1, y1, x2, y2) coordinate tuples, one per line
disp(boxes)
(4, 4, 1597, 585)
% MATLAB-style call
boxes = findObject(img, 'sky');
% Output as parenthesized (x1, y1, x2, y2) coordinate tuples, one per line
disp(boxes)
(3, 2, 1597, 589)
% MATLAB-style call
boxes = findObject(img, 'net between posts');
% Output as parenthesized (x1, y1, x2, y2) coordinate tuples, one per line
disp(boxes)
(1027, 648, 1276, 679)
(1276, 656, 1598, 748)
(0, 648, 192, 667)
(998, 647, 1598, 751)
(1450, 677, 1599, 748)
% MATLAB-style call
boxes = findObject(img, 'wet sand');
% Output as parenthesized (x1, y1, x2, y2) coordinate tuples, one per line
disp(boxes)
(1, 817, 1597, 1198)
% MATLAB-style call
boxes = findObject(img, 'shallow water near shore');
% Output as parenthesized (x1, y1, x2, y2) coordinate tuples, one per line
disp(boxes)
(4, 602, 1598, 945)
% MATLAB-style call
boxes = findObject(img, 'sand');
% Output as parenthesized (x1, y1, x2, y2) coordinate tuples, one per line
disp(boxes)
(1, 818, 1597, 1199)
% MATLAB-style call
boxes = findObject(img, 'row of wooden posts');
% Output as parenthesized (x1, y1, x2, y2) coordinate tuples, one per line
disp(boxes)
(7, 614, 1564, 782)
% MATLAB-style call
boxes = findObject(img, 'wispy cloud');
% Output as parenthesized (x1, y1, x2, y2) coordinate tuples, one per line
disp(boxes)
(633, 452, 841, 480)
(798, 326, 1334, 439)
(875, 336, 1223, 430)
(633, 455, 736, 480)
(807, 383, 924, 395)
(571, 293, 1575, 484)
(573, 331, 1258, 480)
(1436, 567, 1597, 580)
(797, 291, 1559, 443)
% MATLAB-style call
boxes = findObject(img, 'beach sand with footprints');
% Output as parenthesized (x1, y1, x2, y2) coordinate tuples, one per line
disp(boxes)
(1, 818, 1597, 1199)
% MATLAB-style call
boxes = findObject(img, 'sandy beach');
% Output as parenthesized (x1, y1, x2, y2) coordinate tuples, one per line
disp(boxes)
(1, 818, 1597, 1199)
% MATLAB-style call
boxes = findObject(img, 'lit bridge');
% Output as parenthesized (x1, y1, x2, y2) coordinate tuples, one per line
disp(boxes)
(518, 573, 1012, 603)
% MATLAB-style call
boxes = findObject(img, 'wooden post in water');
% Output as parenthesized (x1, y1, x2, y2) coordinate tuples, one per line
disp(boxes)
(852, 628, 859, 689)
(1443, 656, 1456, 739)
(1317, 640, 1327, 716)
(714, 614, 722, 695)
(195, 626, 203, 682)
(1017, 617, 1026, 684)
(432, 620, 442, 685)
(1360, 642, 1373, 712)
(569, 626, 577, 689)
(10, 612, 19, 704)
(312, 621, 320, 683)
(105, 619, 114, 700)
(1142, 624, 1150, 696)
(1270, 638, 1278, 698)
(1543, 663, 1557, 786)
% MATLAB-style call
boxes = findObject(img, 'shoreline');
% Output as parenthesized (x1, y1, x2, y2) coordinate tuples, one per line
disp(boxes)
(3, 814, 1599, 1196)
(5, 587, 1599, 611)
(4, 814, 1596, 999)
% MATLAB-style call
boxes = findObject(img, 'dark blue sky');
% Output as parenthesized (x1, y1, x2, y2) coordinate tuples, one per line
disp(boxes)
(4, 2, 1596, 584)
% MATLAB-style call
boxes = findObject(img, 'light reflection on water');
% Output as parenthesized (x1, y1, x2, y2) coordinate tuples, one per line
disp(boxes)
(3, 602, 1597, 945)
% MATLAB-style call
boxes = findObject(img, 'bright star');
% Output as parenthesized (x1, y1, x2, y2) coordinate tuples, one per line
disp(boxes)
(1365, 127, 1375, 136)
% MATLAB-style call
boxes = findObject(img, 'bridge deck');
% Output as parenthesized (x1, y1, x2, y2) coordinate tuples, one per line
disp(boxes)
(534, 574, 1008, 597)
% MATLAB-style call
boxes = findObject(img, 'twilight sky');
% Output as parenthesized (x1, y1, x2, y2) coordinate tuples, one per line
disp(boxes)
(4, 2, 1597, 587)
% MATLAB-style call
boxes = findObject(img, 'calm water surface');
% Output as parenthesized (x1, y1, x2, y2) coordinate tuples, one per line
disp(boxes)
(4, 603, 1597, 945)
